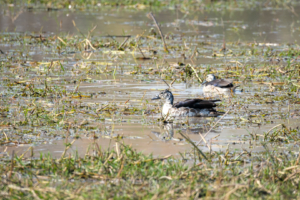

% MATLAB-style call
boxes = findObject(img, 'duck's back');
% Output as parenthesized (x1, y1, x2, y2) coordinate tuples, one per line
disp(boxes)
(174, 99, 219, 109)
(204, 79, 233, 88)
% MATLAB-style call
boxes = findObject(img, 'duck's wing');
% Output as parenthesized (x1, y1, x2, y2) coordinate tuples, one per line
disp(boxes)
(174, 99, 220, 109)
(204, 79, 234, 88)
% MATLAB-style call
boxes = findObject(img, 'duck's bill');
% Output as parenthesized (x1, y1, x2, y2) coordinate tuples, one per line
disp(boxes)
(201, 80, 207, 85)
(151, 95, 161, 100)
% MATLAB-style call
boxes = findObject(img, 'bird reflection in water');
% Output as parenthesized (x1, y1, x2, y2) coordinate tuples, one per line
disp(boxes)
(152, 122, 219, 142)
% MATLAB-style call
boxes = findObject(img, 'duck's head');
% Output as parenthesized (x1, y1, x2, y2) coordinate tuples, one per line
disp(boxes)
(206, 74, 216, 82)
(205, 74, 216, 82)
(151, 89, 174, 104)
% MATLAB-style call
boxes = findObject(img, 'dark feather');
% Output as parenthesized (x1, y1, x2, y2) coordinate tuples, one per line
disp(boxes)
(174, 99, 220, 109)
(204, 79, 234, 88)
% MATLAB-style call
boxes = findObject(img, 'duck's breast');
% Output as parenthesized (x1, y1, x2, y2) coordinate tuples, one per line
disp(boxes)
(162, 103, 173, 116)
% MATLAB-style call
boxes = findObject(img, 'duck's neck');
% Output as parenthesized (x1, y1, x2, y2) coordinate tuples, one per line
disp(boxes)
(165, 98, 173, 105)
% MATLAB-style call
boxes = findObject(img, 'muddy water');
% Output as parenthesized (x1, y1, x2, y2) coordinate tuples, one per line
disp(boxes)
(1, 118, 299, 158)
(1, 6, 300, 43)
(1, 5, 300, 158)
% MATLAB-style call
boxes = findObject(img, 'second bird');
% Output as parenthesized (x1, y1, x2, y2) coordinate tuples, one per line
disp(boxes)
(202, 74, 236, 94)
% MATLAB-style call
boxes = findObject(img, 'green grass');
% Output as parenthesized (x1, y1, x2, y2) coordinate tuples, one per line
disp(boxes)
(1, 143, 300, 199)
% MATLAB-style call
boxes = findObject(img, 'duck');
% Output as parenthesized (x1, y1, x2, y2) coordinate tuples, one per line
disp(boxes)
(151, 89, 222, 121)
(202, 74, 237, 94)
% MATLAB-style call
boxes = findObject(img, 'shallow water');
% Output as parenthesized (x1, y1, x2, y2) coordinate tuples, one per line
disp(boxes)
(1, 118, 299, 158)
(1, 4, 300, 158)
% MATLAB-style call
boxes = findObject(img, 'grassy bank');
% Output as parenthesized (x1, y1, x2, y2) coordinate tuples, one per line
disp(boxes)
(1, 142, 300, 199)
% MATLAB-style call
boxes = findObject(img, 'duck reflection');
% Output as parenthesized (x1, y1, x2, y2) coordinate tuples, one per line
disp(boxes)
(151, 123, 178, 142)
(152, 121, 219, 142)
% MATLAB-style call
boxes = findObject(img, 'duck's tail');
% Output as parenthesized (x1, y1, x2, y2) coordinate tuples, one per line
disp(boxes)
(209, 109, 225, 117)
(231, 85, 240, 92)
(216, 111, 225, 116)
(211, 99, 221, 103)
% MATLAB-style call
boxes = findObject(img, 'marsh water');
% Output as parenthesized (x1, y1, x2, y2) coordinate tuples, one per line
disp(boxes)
(1, 4, 300, 158)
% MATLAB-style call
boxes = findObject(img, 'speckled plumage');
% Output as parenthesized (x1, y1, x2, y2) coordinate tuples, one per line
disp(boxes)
(152, 89, 222, 121)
